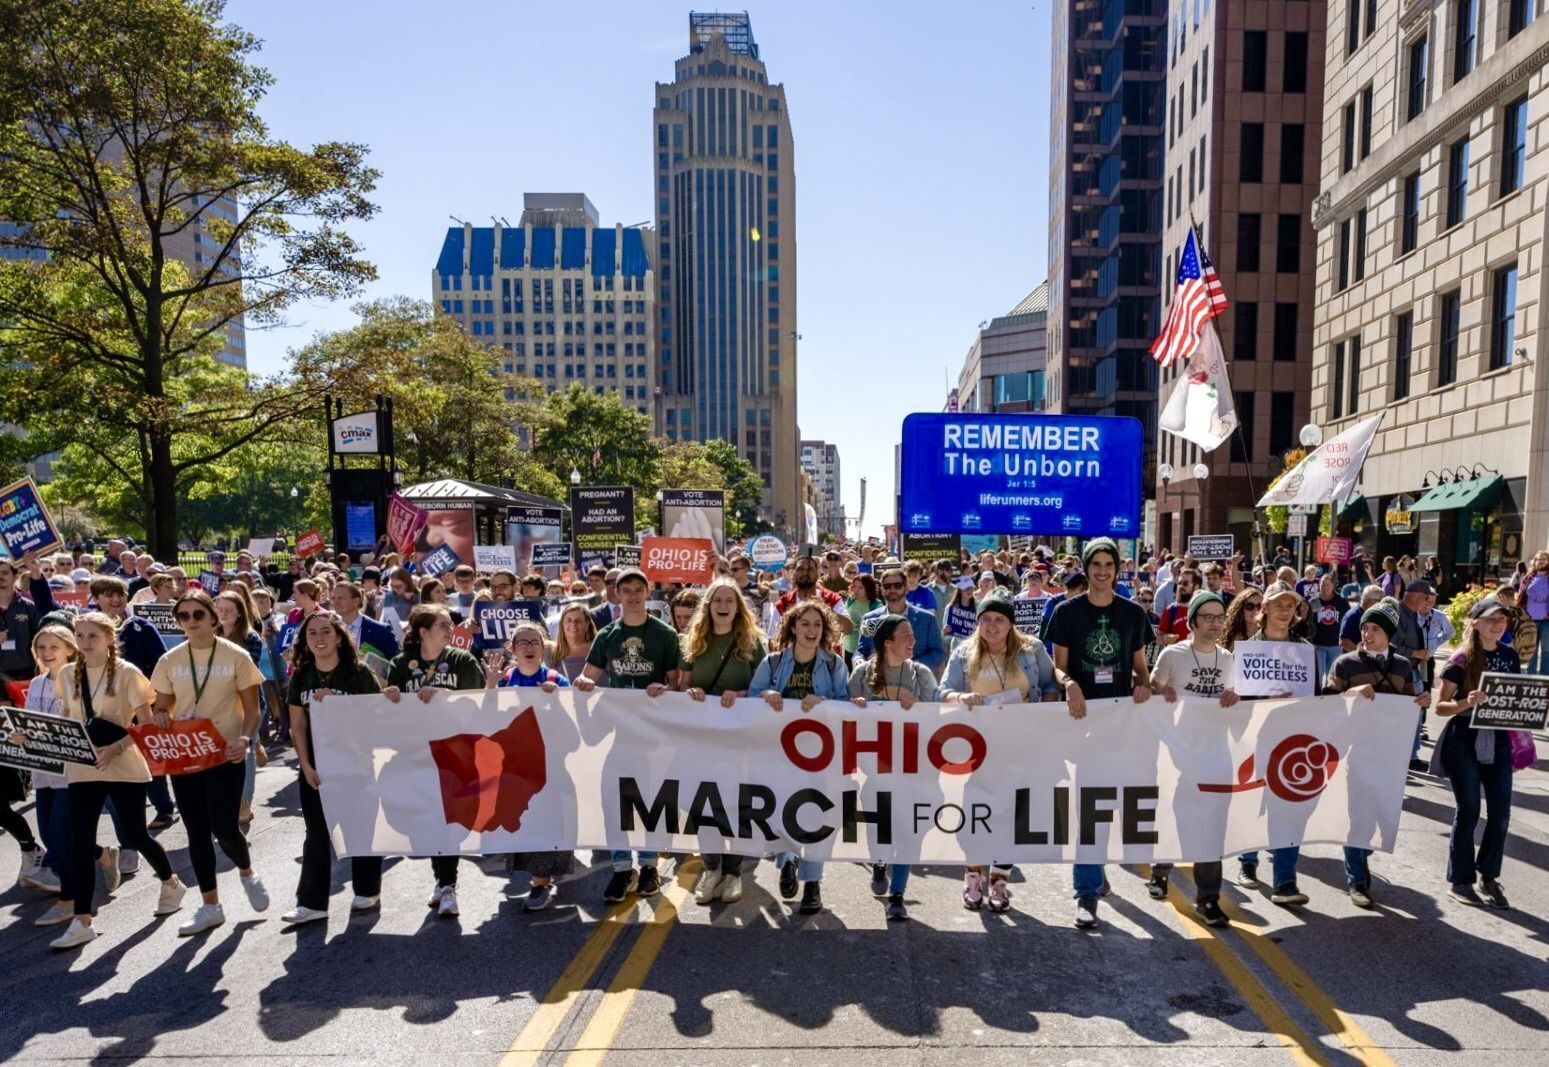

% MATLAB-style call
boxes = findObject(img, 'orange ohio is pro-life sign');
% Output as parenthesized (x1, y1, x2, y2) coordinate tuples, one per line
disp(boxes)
(130, 718, 229, 776)
(641, 537, 715, 585)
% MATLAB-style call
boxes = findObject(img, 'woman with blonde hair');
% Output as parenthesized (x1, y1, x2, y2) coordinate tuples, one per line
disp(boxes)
(678, 579, 768, 905)
(46, 613, 187, 948)
(550, 601, 602, 684)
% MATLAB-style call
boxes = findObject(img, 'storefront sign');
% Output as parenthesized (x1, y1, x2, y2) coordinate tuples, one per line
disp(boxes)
(1385, 497, 1414, 535)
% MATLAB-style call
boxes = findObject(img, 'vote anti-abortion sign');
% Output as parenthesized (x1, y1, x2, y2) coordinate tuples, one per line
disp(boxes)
(898, 414, 1143, 537)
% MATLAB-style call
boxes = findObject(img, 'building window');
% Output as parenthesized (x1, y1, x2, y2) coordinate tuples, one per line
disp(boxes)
(1393, 310, 1414, 401)
(1347, 334, 1363, 414)
(1401, 171, 1421, 254)
(1354, 208, 1368, 282)
(1274, 302, 1298, 362)
(1284, 32, 1308, 93)
(1438, 289, 1461, 386)
(1280, 124, 1305, 183)
(1454, 0, 1476, 83)
(1338, 219, 1352, 291)
(1360, 85, 1374, 159)
(1243, 31, 1267, 92)
(1491, 262, 1519, 370)
(1240, 123, 1264, 182)
(1342, 102, 1357, 173)
(1277, 214, 1301, 273)
(1509, 0, 1533, 38)
(1446, 138, 1469, 227)
(1407, 36, 1428, 121)
(1347, 0, 1362, 55)
(1501, 96, 1528, 196)
(1237, 213, 1261, 271)
(1332, 340, 1346, 418)
(1234, 303, 1258, 361)
(1270, 391, 1296, 455)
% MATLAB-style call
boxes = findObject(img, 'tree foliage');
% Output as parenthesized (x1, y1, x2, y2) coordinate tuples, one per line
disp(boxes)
(0, 0, 377, 558)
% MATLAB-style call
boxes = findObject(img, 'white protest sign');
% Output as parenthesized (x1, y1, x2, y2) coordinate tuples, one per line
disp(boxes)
(1235, 641, 1319, 698)
(473, 544, 517, 574)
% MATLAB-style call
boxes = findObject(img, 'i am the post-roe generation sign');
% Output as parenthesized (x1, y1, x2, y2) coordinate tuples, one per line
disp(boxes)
(899, 414, 1143, 538)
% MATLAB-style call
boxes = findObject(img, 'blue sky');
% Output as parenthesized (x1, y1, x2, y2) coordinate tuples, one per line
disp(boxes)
(229, 1, 1051, 537)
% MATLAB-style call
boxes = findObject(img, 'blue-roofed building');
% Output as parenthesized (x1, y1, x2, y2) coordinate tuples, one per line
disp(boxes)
(654, 12, 801, 530)
(431, 193, 656, 413)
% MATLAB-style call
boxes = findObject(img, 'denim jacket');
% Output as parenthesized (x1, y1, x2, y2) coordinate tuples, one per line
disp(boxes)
(748, 648, 850, 700)
(941, 641, 1058, 699)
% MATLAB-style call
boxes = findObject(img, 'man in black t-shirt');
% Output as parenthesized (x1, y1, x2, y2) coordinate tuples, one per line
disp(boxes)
(1046, 537, 1155, 930)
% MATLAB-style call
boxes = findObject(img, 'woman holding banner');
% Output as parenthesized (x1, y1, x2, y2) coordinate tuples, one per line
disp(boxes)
(149, 590, 269, 938)
(940, 593, 1059, 914)
(848, 612, 940, 922)
(382, 604, 487, 919)
(47, 613, 186, 949)
(281, 610, 385, 925)
(13, 625, 80, 908)
(750, 601, 853, 915)
(1433, 598, 1521, 908)
(679, 580, 767, 905)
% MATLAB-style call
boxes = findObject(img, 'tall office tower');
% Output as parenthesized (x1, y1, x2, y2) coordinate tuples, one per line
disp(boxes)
(1153, 0, 1326, 550)
(1308, 1, 1549, 578)
(800, 439, 844, 538)
(655, 12, 800, 530)
(955, 282, 1050, 414)
(1048, 0, 1166, 479)
(431, 194, 655, 408)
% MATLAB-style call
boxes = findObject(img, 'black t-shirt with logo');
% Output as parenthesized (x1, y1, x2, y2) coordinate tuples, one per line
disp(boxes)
(782, 657, 816, 700)
(286, 660, 381, 759)
(1311, 596, 1347, 647)
(1045, 592, 1155, 700)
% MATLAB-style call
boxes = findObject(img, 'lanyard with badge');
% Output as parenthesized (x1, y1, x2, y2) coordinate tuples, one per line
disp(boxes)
(186, 642, 216, 717)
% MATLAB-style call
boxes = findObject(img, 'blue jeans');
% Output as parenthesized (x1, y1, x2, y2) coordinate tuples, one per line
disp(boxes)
(1238, 847, 1300, 886)
(1315, 644, 1341, 685)
(773, 851, 824, 882)
(1073, 863, 1105, 899)
(888, 864, 910, 894)
(1444, 730, 1513, 884)
(1534, 620, 1549, 675)
(1344, 847, 1372, 888)
(610, 849, 660, 873)
(36, 787, 70, 878)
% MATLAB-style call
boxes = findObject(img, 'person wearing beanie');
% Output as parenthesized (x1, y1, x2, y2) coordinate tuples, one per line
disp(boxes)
(1045, 536, 1156, 929)
(940, 591, 1058, 915)
(1322, 598, 1430, 908)
(1147, 589, 1240, 925)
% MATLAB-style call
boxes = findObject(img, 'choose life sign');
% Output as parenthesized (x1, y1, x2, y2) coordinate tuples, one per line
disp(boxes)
(899, 414, 1143, 538)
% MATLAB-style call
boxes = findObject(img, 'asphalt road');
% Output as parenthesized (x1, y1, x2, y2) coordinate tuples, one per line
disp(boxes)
(2, 716, 1546, 1066)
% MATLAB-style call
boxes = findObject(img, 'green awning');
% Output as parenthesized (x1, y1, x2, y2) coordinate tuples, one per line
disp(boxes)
(1408, 475, 1504, 513)
(1338, 494, 1367, 520)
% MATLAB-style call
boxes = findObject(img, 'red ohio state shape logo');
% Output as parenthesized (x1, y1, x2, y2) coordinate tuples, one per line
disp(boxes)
(1197, 734, 1340, 803)
(429, 707, 547, 833)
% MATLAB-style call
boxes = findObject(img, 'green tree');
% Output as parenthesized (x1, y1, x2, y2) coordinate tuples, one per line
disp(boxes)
(0, 0, 377, 559)
(531, 385, 661, 495)
(701, 438, 766, 537)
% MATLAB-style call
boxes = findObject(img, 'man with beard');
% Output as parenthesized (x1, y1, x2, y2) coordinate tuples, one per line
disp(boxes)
(856, 563, 946, 674)
(775, 551, 853, 634)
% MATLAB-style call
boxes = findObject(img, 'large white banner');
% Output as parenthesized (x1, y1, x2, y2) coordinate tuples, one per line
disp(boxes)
(1259, 412, 1385, 507)
(313, 691, 1415, 864)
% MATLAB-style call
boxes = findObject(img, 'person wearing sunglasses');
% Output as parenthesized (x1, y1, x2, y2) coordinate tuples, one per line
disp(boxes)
(149, 591, 268, 937)
(1220, 589, 1264, 652)
(857, 567, 945, 675)
(1147, 591, 1241, 925)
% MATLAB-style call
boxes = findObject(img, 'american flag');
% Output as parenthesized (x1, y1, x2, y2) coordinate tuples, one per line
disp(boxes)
(1150, 228, 1229, 368)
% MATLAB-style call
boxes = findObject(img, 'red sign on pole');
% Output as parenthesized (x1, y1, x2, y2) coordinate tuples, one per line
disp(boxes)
(387, 493, 428, 556)
(294, 528, 325, 559)
(1315, 536, 1353, 564)
(130, 719, 230, 776)
(641, 536, 716, 586)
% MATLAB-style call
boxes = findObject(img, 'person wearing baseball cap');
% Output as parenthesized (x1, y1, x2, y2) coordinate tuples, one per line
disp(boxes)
(1432, 596, 1521, 908)
(1322, 598, 1431, 907)
(572, 564, 680, 905)
(1045, 537, 1156, 929)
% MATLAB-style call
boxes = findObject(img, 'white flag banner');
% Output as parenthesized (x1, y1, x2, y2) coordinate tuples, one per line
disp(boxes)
(313, 690, 1414, 865)
(1158, 320, 1238, 451)
(1258, 412, 1385, 507)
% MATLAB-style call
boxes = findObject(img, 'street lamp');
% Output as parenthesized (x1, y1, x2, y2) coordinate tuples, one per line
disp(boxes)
(569, 467, 581, 487)
(1299, 423, 1323, 449)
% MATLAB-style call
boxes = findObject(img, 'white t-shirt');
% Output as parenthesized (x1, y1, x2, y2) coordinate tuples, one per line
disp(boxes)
(24, 674, 69, 790)
(1152, 643, 1238, 699)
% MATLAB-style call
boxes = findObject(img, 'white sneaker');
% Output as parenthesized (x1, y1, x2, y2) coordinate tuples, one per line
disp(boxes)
(16, 848, 46, 890)
(437, 887, 459, 917)
(33, 903, 74, 927)
(241, 874, 270, 913)
(426, 884, 446, 909)
(178, 903, 226, 937)
(99, 846, 121, 892)
(694, 870, 724, 905)
(350, 895, 380, 912)
(22, 866, 61, 894)
(118, 849, 140, 875)
(720, 874, 744, 904)
(49, 918, 97, 950)
(155, 878, 188, 916)
(280, 905, 328, 925)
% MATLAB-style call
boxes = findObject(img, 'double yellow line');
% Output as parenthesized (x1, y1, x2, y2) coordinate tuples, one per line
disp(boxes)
(500, 859, 700, 1067)
(1159, 866, 1398, 1067)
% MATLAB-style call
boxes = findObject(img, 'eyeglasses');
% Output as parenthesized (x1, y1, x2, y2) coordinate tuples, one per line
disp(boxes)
(1243, 603, 1262, 612)
(880, 582, 905, 591)
(512, 638, 543, 649)
(1193, 612, 1226, 623)
(175, 609, 208, 622)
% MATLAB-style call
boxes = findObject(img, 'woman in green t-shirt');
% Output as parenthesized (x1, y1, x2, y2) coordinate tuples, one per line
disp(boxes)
(676, 579, 767, 905)
(843, 574, 882, 663)
(282, 610, 383, 926)
(383, 604, 494, 919)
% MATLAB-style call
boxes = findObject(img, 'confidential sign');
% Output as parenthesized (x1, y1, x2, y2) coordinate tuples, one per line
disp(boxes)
(1473, 672, 1549, 731)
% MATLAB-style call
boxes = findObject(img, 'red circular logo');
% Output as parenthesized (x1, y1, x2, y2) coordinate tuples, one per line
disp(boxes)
(1265, 734, 1340, 802)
